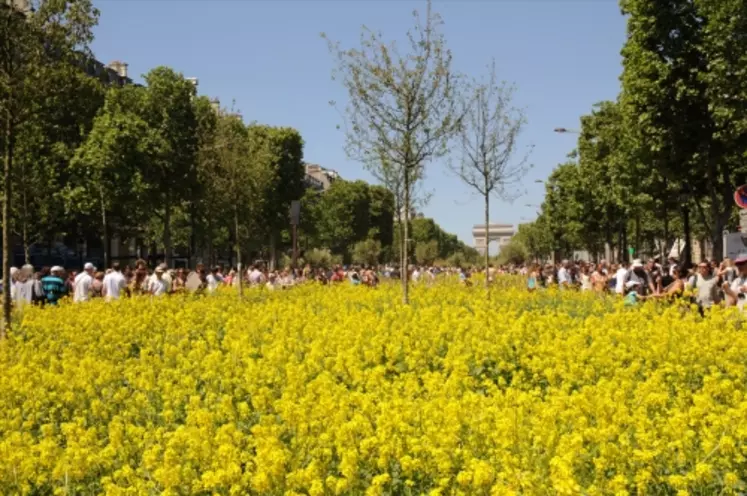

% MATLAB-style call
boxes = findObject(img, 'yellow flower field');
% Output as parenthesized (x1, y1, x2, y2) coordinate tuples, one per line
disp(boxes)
(1, 282, 747, 495)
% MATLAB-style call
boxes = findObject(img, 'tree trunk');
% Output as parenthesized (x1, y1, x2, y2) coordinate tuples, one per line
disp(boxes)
(234, 206, 243, 298)
(207, 216, 214, 267)
(663, 206, 669, 260)
(682, 204, 692, 268)
(634, 213, 641, 257)
(269, 233, 276, 271)
(2, 109, 14, 338)
(21, 181, 29, 264)
(188, 203, 196, 269)
(402, 167, 410, 305)
(163, 201, 172, 267)
(100, 184, 110, 269)
(484, 193, 490, 292)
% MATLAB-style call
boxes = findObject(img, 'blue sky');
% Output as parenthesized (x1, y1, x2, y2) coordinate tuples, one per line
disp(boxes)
(91, 0, 626, 248)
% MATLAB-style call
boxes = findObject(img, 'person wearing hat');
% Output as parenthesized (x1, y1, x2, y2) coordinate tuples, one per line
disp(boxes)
(624, 259, 656, 296)
(73, 262, 95, 303)
(41, 266, 68, 305)
(722, 254, 747, 309)
(147, 265, 168, 297)
(14, 264, 38, 306)
(148, 263, 172, 295)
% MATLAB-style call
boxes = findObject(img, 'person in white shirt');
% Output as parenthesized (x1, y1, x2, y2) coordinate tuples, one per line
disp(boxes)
(148, 266, 168, 296)
(722, 254, 747, 310)
(206, 266, 220, 294)
(73, 262, 95, 303)
(148, 263, 172, 294)
(615, 262, 629, 295)
(14, 264, 38, 305)
(248, 266, 265, 286)
(265, 272, 279, 291)
(102, 262, 127, 301)
(557, 260, 571, 288)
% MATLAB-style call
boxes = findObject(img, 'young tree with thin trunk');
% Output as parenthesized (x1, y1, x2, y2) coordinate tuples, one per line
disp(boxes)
(209, 112, 275, 298)
(323, 0, 461, 304)
(450, 61, 532, 290)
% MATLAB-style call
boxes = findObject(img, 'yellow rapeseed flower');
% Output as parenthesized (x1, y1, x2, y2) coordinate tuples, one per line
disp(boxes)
(0, 280, 746, 494)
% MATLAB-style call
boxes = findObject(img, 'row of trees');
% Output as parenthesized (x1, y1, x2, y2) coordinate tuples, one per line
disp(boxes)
(296, 179, 479, 266)
(512, 0, 747, 265)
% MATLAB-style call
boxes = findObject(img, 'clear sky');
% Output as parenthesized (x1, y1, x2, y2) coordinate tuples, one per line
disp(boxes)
(91, 0, 626, 249)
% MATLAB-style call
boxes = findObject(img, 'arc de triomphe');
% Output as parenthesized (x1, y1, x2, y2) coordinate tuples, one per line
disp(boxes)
(472, 223, 515, 255)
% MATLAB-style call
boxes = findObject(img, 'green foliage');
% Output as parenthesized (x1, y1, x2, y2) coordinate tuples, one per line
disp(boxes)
(496, 239, 528, 265)
(315, 180, 371, 256)
(619, 0, 746, 258)
(69, 85, 151, 238)
(367, 185, 395, 249)
(303, 248, 340, 269)
(259, 126, 305, 257)
(352, 239, 382, 266)
(415, 240, 439, 266)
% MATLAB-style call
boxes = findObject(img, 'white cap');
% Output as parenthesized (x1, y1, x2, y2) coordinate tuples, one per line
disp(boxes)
(84, 262, 95, 271)
(51, 266, 64, 273)
(631, 259, 644, 269)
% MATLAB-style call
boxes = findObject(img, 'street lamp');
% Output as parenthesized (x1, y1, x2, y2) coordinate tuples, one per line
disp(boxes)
(554, 127, 580, 134)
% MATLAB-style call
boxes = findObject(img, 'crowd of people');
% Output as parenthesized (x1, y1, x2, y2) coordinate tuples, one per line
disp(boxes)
(7, 254, 747, 313)
(520, 255, 747, 311)
(2, 260, 411, 306)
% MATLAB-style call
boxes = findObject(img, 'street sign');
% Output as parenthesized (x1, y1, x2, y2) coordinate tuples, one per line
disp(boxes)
(628, 246, 635, 256)
(290, 200, 300, 226)
(735, 185, 747, 208)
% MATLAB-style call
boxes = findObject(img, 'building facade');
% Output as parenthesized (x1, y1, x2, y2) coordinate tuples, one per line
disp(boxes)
(304, 164, 339, 192)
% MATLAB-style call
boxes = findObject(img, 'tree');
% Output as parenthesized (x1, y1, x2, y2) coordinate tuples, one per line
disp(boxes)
(258, 127, 304, 269)
(316, 180, 371, 259)
(304, 248, 340, 269)
(324, 0, 461, 303)
(192, 95, 220, 265)
(367, 185, 395, 251)
(140, 67, 198, 266)
(514, 220, 552, 263)
(415, 239, 439, 266)
(352, 239, 382, 266)
(542, 162, 584, 258)
(15, 62, 104, 264)
(619, 0, 745, 261)
(450, 60, 531, 288)
(69, 85, 152, 269)
(496, 239, 527, 265)
(210, 113, 274, 297)
(0, 0, 98, 336)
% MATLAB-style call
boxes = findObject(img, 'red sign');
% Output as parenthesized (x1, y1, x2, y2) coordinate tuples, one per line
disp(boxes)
(735, 185, 747, 209)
